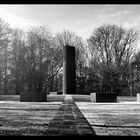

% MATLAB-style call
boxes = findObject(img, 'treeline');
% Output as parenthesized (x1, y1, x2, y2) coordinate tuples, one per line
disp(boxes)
(0, 18, 140, 96)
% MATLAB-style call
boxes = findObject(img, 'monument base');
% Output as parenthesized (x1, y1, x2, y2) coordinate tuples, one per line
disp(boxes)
(90, 92, 117, 102)
(20, 92, 47, 102)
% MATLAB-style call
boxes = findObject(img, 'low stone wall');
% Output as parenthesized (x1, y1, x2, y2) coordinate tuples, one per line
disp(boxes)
(90, 92, 117, 102)
(20, 92, 47, 102)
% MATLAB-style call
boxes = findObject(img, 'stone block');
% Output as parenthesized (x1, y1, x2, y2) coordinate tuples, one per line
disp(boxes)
(137, 93, 140, 102)
(20, 92, 46, 102)
(90, 92, 117, 102)
(57, 91, 63, 95)
(50, 92, 57, 95)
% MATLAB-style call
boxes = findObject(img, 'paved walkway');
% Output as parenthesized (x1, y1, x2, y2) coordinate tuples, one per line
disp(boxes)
(46, 95, 96, 136)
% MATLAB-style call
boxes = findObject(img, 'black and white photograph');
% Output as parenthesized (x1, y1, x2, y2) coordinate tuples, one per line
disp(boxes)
(0, 4, 140, 136)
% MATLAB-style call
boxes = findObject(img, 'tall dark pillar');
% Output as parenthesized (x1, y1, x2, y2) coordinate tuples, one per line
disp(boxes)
(63, 46, 76, 95)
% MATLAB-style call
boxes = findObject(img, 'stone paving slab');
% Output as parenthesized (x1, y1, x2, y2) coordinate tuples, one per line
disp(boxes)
(76, 102, 140, 136)
(46, 95, 96, 136)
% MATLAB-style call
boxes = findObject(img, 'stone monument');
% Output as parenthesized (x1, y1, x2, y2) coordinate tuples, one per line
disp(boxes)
(63, 45, 76, 95)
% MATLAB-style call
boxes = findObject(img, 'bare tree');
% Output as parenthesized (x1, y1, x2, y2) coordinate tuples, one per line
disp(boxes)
(87, 24, 139, 94)
(88, 24, 139, 66)
(0, 18, 12, 94)
(10, 28, 26, 94)
(24, 25, 53, 92)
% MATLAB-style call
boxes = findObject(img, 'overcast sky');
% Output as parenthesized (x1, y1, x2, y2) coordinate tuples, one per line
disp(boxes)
(0, 4, 140, 41)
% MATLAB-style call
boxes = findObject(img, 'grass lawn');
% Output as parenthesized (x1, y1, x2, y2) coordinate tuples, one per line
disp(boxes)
(0, 101, 62, 135)
(0, 95, 139, 136)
